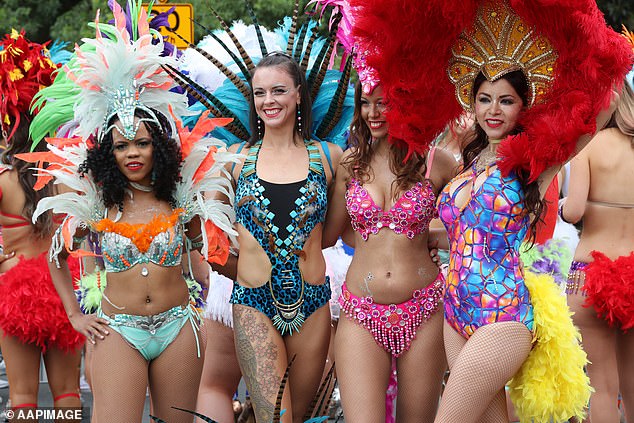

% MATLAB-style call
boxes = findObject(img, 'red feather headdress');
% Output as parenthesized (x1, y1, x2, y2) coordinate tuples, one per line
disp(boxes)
(351, 0, 633, 180)
(624, 25, 634, 90)
(0, 29, 57, 141)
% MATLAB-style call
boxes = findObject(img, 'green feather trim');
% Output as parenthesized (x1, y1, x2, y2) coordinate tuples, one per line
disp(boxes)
(76, 270, 107, 314)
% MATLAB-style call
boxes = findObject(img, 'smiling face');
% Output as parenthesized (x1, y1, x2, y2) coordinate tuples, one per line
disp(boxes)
(474, 78, 524, 140)
(361, 85, 388, 141)
(112, 119, 154, 185)
(252, 66, 301, 132)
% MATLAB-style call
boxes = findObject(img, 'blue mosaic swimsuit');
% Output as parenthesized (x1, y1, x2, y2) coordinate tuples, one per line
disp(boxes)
(230, 140, 332, 335)
(437, 163, 534, 338)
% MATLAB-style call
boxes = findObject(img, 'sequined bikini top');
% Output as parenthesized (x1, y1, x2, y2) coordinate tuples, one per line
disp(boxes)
(346, 177, 438, 241)
(95, 210, 184, 273)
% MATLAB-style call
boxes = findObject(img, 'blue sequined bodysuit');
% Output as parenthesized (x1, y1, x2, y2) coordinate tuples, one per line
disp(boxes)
(230, 140, 331, 335)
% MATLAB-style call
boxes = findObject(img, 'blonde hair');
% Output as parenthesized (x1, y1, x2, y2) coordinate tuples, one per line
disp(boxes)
(615, 82, 634, 139)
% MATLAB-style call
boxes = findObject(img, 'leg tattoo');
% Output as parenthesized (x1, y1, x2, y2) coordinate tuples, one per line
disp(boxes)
(234, 307, 281, 422)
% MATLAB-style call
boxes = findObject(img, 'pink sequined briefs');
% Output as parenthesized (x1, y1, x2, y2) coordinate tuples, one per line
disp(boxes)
(339, 273, 443, 357)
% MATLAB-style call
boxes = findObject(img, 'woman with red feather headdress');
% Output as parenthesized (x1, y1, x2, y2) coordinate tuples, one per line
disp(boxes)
(351, 0, 631, 421)
(561, 27, 634, 423)
(316, 1, 458, 421)
(0, 29, 84, 415)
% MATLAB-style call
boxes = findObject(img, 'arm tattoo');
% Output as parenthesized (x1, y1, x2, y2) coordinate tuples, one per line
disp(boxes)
(234, 306, 282, 422)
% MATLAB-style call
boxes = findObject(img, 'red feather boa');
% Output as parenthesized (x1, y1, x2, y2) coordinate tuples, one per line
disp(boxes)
(584, 251, 634, 332)
(350, 0, 632, 179)
(0, 254, 84, 352)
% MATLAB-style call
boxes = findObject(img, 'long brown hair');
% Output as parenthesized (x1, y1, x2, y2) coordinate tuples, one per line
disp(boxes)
(464, 70, 545, 242)
(0, 113, 53, 237)
(342, 82, 426, 199)
(613, 82, 634, 142)
(247, 53, 313, 146)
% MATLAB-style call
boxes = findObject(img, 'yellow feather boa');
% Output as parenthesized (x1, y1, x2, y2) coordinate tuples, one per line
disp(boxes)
(508, 271, 592, 422)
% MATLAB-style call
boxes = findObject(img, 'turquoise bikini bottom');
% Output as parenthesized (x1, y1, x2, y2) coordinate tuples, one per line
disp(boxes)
(98, 304, 201, 361)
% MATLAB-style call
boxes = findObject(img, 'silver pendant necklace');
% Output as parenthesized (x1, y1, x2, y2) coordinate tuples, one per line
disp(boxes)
(129, 181, 153, 192)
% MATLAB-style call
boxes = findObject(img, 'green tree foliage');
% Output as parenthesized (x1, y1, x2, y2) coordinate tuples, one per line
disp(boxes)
(1, 1, 632, 51)
(597, 0, 634, 30)
(0, 0, 311, 45)
(49, 0, 109, 43)
(0, 0, 66, 43)
(185, 0, 312, 43)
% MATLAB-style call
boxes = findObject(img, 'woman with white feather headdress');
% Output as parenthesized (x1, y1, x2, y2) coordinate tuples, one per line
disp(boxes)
(23, 1, 240, 421)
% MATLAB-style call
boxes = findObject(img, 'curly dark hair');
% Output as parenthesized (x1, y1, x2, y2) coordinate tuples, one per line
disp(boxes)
(0, 113, 53, 237)
(79, 109, 182, 211)
(342, 82, 426, 199)
(463, 70, 545, 242)
(247, 52, 313, 145)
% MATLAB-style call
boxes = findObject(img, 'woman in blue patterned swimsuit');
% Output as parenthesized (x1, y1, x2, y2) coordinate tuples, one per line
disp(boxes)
(226, 53, 343, 422)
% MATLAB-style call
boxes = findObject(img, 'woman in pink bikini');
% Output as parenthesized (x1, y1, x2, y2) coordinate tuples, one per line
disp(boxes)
(323, 76, 456, 422)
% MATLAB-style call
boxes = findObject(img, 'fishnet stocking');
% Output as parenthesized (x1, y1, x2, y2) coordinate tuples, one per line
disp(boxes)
(395, 308, 446, 423)
(89, 330, 148, 423)
(435, 321, 532, 422)
(149, 319, 205, 423)
(334, 314, 392, 423)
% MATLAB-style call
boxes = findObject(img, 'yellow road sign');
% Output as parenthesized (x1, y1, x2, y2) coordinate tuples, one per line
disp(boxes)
(144, 3, 194, 49)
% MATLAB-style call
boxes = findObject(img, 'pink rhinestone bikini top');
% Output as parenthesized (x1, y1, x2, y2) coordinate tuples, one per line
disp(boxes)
(345, 177, 438, 241)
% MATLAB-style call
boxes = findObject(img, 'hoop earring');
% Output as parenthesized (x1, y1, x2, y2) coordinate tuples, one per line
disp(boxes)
(297, 107, 302, 135)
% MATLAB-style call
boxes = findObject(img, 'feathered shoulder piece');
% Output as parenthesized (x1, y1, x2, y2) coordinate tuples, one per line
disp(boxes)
(21, 1, 240, 265)
(25, 112, 241, 265)
(351, 0, 632, 179)
(171, 110, 240, 263)
(0, 29, 58, 141)
(23, 137, 105, 262)
(171, 0, 354, 148)
(29, 0, 188, 147)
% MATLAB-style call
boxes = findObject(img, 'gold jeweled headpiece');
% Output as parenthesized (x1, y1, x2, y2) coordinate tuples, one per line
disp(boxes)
(448, 0, 558, 111)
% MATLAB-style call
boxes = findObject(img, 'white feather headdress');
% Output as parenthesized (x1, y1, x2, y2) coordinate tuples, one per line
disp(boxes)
(67, 3, 189, 141)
